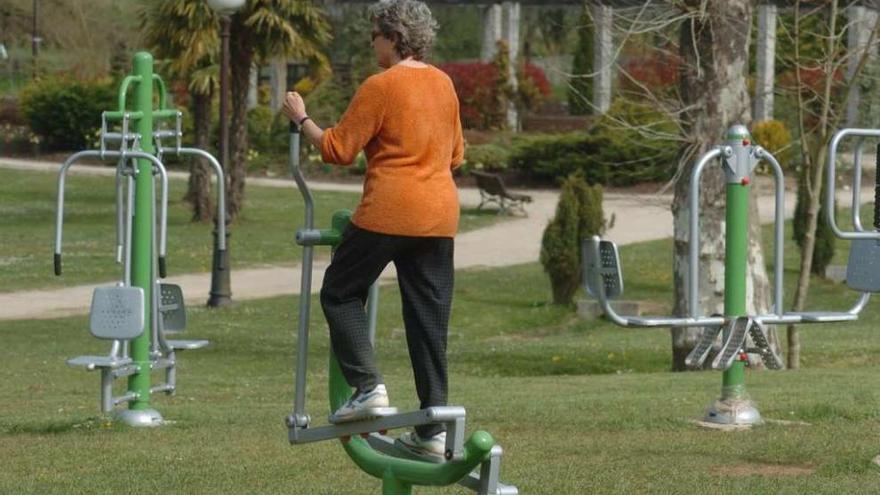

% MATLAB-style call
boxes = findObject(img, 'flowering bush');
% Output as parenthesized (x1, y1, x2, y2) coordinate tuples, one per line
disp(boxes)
(439, 62, 502, 129)
(618, 53, 680, 96)
(439, 61, 552, 130)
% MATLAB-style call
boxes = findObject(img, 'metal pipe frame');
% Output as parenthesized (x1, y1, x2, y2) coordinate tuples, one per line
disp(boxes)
(827, 128, 880, 240)
(366, 437, 518, 495)
(55, 150, 168, 275)
(688, 147, 724, 316)
(289, 125, 314, 429)
(592, 142, 871, 328)
(754, 147, 786, 316)
(158, 147, 227, 250)
(289, 406, 467, 447)
(586, 236, 725, 328)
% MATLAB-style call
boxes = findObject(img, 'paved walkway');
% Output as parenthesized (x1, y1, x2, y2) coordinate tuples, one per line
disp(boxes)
(0, 157, 872, 321)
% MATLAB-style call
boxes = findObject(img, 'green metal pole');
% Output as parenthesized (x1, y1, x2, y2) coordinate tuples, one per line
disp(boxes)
(127, 51, 155, 414)
(722, 182, 749, 399)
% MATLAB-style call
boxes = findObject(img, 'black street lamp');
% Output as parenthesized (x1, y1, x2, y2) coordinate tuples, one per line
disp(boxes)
(206, 0, 245, 308)
(31, 0, 41, 79)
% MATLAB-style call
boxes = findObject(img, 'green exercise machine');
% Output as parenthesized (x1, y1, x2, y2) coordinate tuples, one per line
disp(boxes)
(56, 52, 224, 426)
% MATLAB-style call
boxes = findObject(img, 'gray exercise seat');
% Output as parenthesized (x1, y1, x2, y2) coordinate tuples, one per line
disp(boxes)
(67, 286, 145, 412)
(157, 282, 209, 351)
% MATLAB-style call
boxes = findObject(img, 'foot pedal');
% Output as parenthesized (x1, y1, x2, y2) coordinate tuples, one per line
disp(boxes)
(685, 324, 723, 369)
(712, 317, 751, 371)
(328, 407, 399, 425)
(748, 321, 784, 370)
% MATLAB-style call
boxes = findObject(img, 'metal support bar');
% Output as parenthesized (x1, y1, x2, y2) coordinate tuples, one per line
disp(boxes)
(55, 149, 168, 276)
(100, 369, 113, 413)
(159, 147, 226, 250)
(828, 129, 880, 239)
(113, 391, 138, 406)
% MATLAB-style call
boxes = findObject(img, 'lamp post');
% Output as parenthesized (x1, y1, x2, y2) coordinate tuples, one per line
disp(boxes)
(206, 0, 245, 308)
(31, 0, 41, 79)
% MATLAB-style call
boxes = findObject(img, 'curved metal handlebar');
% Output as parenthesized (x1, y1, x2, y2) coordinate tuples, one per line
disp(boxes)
(159, 147, 227, 251)
(827, 128, 880, 240)
(289, 123, 313, 428)
(688, 147, 723, 317)
(689, 146, 787, 318)
(55, 150, 168, 276)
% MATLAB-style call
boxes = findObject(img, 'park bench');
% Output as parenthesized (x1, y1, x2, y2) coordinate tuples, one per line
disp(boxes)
(471, 171, 533, 216)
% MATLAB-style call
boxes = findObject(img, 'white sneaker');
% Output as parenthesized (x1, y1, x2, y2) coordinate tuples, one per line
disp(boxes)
(328, 384, 391, 423)
(396, 431, 447, 462)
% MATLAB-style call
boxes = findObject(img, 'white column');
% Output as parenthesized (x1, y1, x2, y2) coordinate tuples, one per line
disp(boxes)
(247, 64, 259, 110)
(754, 3, 777, 122)
(847, 5, 879, 126)
(592, 3, 613, 114)
(269, 58, 288, 114)
(481, 4, 503, 61)
(504, 1, 521, 130)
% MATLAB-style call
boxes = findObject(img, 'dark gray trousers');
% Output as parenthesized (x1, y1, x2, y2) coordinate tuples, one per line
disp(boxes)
(320, 224, 453, 438)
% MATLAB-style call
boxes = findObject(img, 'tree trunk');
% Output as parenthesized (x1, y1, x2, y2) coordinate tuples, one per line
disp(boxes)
(227, 17, 254, 220)
(671, 0, 773, 370)
(185, 90, 215, 222)
(787, 140, 829, 369)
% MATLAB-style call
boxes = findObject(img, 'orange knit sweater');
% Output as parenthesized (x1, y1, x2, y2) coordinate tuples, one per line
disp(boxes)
(321, 64, 464, 238)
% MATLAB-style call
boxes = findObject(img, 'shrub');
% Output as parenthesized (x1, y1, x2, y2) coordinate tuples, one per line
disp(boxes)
(20, 77, 116, 150)
(751, 119, 792, 166)
(304, 77, 351, 126)
(793, 175, 836, 278)
(247, 105, 288, 156)
(568, 10, 593, 115)
(463, 143, 511, 173)
(509, 132, 605, 184)
(540, 173, 608, 305)
(588, 99, 679, 186)
(509, 99, 678, 186)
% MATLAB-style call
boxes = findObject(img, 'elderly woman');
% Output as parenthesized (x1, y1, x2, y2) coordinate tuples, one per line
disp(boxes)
(282, 0, 464, 458)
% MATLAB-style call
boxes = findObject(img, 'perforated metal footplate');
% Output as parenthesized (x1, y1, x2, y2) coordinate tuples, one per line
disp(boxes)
(583, 237, 623, 299)
(712, 317, 751, 371)
(159, 283, 186, 331)
(167, 339, 209, 350)
(747, 321, 783, 370)
(89, 286, 144, 340)
(685, 325, 723, 369)
(328, 407, 399, 425)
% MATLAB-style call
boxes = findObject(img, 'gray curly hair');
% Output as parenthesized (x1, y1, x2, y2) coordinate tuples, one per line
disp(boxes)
(369, 0, 438, 60)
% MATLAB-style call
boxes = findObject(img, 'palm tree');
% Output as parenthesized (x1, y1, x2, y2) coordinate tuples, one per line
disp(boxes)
(141, 0, 219, 222)
(226, 1, 331, 219)
(141, 0, 331, 220)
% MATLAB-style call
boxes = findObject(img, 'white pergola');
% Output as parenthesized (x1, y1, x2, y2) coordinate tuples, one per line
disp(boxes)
(303, 1, 880, 126)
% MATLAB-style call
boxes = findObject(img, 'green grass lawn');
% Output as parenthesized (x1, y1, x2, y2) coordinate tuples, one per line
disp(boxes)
(0, 167, 504, 292)
(2, 233, 880, 494)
